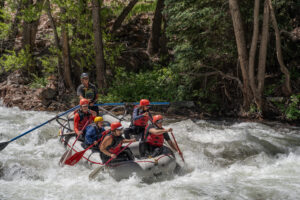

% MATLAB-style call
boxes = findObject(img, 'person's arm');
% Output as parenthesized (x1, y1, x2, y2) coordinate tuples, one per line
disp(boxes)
(77, 85, 84, 99)
(149, 127, 172, 135)
(122, 138, 136, 143)
(133, 107, 147, 121)
(74, 114, 81, 135)
(100, 136, 116, 158)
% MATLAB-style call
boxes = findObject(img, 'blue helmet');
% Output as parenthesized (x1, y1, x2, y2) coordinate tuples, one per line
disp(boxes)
(80, 73, 89, 79)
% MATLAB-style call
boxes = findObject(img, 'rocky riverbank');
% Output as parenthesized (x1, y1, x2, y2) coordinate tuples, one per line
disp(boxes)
(0, 70, 75, 111)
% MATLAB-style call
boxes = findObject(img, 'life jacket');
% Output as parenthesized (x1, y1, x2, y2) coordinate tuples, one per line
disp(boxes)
(104, 132, 123, 154)
(75, 110, 93, 131)
(132, 106, 149, 127)
(144, 124, 164, 147)
(89, 123, 103, 135)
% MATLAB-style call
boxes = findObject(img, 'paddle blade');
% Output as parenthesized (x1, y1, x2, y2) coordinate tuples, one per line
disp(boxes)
(89, 166, 104, 180)
(0, 141, 10, 151)
(58, 150, 72, 167)
(64, 150, 86, 166)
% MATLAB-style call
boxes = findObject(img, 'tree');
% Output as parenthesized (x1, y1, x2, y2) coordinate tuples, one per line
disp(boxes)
(22, 0, 44, 73)
(147, 0, 164, 55)
(228, 0, 252, 109)
(111, 0, 138, 33)
(45, 0, 65, 93)
(92, 0, 106, 92)
(60, 6, 74, 90)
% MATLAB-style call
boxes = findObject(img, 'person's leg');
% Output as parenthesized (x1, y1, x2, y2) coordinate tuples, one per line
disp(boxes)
(151, 146, 163, 157)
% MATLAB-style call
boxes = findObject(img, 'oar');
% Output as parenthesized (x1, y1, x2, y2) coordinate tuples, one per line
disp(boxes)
(170, 131, 185, 162)
(0, 105, 80, 151)
(89, 141, 133, 180)
(64, 136, 103, 166)
(59, 120, 90, 167)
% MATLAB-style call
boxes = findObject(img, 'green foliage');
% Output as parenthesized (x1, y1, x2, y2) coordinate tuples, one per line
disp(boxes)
(0, 9, 11, 40)
(29, 74, 48, 89)
(129, 1, 157, 17)
(99, 66, 177, 102)
(285, 94, 300, 120)
(0, 48, 32, 72)
(164, 0, 236, 102)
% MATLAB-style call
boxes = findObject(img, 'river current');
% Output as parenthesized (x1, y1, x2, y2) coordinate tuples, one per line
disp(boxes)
(1, 105, 300, 200)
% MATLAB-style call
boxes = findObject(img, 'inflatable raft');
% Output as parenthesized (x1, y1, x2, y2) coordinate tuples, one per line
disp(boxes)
(58, 114, 178, 180)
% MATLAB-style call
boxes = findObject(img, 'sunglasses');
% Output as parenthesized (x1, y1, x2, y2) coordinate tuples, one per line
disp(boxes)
(82, 105, 89, 107)
(156, 119, 163, 124)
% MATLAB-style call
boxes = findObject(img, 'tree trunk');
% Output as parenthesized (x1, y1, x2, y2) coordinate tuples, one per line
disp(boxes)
(111, 0, 138, 33)
(45, 0, 65, 94)
(267, 0, 292, 95)
(147, 0, 164, 55)
(22, 0, 44, 73)
(248, 0, 260, 99)
(60, 7, 74, 90)
(92, 0, 106, 92)
(229, 0, 252, 109)
(2, 0, 22, 52)
(256, 0, 270, 110)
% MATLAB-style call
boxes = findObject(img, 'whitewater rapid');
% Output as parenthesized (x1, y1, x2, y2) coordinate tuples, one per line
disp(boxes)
(1, 105, 300, 200)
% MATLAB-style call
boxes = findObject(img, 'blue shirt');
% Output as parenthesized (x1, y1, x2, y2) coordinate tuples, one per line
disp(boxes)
(85, 124, 105, 145)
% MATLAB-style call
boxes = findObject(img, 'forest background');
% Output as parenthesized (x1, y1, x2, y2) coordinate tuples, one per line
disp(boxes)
(0, 0, 299, 121)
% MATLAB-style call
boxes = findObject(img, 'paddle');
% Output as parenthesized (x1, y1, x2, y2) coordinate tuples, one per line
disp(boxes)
(59, 119, 90, 167)
(64, 135, 103, 166)
(89, 141, 133, 180)
(170, 131, 185, 162)
(0, 105, 80, 151)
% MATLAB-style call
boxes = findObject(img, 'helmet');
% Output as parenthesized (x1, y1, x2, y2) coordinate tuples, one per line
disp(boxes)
(80, 73, 89, 79)
(80, 98, 89, 106)
(111, 122, 123, 131)
(140, 99, 150, 106)
(153, 115, 163, 123)
(94, 116, 103, 123)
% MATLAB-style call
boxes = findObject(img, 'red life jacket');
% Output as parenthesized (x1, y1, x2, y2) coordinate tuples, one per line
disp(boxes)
(133, 106, 149, 127)
(104, 133, 123, 154)
(74, 110, 94, 134)
(144, 124, 164, 147)
(77, 110, 93, 130)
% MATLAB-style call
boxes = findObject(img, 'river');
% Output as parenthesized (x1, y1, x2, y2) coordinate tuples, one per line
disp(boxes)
(1, 105, 300, 200)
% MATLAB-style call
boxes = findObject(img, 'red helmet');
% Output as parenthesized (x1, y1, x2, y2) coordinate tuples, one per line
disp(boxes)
(153, 115, 163, 123)
(80, 98, 89, 106)
(111, 122, 123, 131)
(140, 99, 150, 106)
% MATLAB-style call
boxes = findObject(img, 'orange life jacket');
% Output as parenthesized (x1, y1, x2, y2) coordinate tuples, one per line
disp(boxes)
(133, 106, 149, 127)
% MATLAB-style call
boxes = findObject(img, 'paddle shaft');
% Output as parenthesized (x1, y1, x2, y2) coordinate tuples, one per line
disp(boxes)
(170, 131, 184, 162)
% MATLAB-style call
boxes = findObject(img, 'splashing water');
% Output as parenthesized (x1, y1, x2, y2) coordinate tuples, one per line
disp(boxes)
(1, 105, 300, 200)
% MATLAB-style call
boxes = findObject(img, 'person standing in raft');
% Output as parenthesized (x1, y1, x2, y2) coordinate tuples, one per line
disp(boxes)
(74, 98, 96, 141)
(77, 73, 99, 115)
(100, 122, 136, 164)
(124, 99, 150, 140)
(142, 115, 179, 157)
(84, 116, 106, 150)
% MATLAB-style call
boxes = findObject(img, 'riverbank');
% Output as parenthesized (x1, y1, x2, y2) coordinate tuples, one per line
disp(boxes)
(0, 70, 299, 126)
